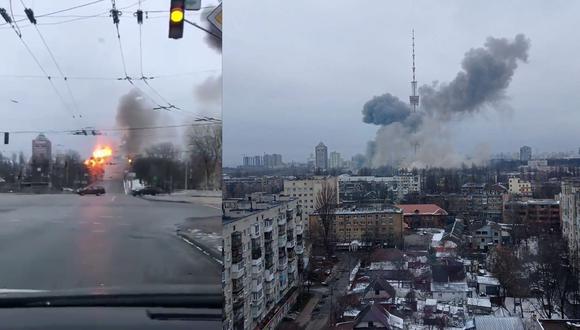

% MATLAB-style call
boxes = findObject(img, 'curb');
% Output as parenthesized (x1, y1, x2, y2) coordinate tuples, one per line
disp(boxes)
(176, 230, 223, 266)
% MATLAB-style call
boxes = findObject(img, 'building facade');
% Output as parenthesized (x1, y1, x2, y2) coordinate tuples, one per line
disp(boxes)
(32, 133, 52, 162)
(520, 145, 532, 162)
(329, 151, 342, 169)
(222, 193, 304, 330)
(283, 176, 338, 236)
(315, 142, 328, 171)
(561, 180, 580, 270)
(308, 205, 404, 247)
(503, 199, 560, 235)
(508, 177, 532, 196)
(338, 173, 422, 204)
(396, 204, 449, 229)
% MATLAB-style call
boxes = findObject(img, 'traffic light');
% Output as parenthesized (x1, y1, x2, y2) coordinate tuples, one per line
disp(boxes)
(168, 0, 185, 39)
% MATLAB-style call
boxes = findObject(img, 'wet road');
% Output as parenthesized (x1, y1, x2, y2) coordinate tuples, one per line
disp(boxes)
(0, 185, 220, 291)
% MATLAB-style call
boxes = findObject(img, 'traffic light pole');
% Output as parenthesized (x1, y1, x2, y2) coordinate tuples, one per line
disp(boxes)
(183, 19, 221, 40)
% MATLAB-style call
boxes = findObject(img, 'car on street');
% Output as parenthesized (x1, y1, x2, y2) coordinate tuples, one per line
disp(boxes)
(77, 186, 106, 196)
(132, 186, 164, 196)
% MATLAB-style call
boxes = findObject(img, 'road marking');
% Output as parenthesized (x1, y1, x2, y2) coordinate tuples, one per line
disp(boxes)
(92, 222, 102, 225)
(8, 219, 21, 222)
(111, 196, 116, 202)
(99, 216, 114, 219)
(92, 229, 105, 233)
(178, 236, 223, 265)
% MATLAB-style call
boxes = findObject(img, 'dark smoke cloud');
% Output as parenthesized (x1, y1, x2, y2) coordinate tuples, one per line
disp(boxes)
(195, 75, 222, 105)
(362, 34, 530, 168)
(420, 34, 530, 119)
(362, 93, 410, 125)
(362, 93, 424, 131)
(115, 89, 174, 155)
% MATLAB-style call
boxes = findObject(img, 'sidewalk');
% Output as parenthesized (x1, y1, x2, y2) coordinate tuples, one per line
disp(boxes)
(177, 228, 222, 265)
(141, 191, 221, 208)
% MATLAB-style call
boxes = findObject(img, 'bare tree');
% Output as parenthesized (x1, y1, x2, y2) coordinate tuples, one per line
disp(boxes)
(315, 179, 338, 256)
(187, 124, 222, 190)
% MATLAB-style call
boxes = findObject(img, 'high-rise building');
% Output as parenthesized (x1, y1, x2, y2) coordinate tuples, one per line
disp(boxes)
(314, 142, 328, 171)
(262, 154, 283, 168)
(329, 151, 342, 169)
(283, 177, 338, 236)
(520, 145, 532, 162)
(561, 179, 580, 271)
(243, 156, 252, 167)
(253, 155, 262, 167)
(222, 193, 304, 330)
(32, 133, 52, 163)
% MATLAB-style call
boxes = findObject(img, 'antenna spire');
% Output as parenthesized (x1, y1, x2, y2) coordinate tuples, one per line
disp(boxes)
(409, 29, 419, 113)
(410, 29, 420, 155)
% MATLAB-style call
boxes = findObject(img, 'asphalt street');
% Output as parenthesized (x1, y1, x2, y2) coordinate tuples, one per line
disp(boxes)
(0, 181, 221, 291)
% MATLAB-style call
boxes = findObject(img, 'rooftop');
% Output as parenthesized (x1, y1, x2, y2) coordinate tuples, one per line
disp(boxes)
(396, 204, 448, 216)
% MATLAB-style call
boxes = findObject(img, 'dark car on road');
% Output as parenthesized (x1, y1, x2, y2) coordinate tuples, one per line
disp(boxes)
(77, 186, 106, 196)
(132, 187, 163, 196)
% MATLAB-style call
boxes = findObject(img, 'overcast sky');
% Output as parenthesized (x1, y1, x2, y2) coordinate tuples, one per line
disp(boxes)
(224, 0, 580, 166)
(0, 0, 221, 159)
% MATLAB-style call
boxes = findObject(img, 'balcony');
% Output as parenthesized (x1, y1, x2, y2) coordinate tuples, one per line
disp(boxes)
(251, 301, 264, 319)
(251, 247, 262, 260)
(278, 257, 288, 270)
(296, 244, 304, 254)
(264, 231, 273, 243)
(232, 295, 244, 310)
(251, 258, 263, 276)
(250, 228, 260, 239)
(231, 261, 245, 280)
(288, 261, 296, 274)
(278, 215, 287, 226)
(264, 269, 274, 283)
(296, 224, 304, 235)
(278, 234, 287, 247)
(233, 308, 244, 323)
(286, 240, 295, 249)
(286, 208, 294, 221)
(251, 280, 263, 293)
(264, 219, 273, 232)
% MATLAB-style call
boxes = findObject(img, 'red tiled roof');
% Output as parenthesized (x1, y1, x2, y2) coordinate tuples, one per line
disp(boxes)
(396, 204, 448, 216)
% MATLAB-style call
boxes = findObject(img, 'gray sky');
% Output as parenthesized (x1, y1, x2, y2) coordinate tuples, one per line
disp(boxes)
(0, 0, 221, 160)
(224, 0, 580, 166)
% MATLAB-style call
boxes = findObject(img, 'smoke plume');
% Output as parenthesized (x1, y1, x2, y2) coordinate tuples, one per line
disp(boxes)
(363, 34, 530, 168)
(115, 89, 175, 156)
(195, 75, 222, 106)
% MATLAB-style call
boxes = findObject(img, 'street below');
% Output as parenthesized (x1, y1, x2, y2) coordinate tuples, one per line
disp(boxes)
(0, 181, 220, 291)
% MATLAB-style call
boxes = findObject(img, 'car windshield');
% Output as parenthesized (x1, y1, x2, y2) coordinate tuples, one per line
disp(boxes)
(0, 0, 222, 300)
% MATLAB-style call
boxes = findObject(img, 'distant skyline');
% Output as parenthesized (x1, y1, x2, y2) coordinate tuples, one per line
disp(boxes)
(0, 0, 221, 160)
(224, 0, 580, 167)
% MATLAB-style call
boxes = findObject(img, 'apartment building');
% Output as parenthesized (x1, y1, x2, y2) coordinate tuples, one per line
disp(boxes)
(508, 177, 532, 197)
(308, 205, 404, 248)
(338, 172, 422, 204)
(503, 199, 560, 234)
(561, 179, 580, 270)
(222, 193, 304, 330)
(283, 176, 338, 235)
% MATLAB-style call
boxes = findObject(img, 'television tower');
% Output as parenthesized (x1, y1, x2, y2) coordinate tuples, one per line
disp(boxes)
(409, 29, 419, 154)
(409, 29, 419, 112)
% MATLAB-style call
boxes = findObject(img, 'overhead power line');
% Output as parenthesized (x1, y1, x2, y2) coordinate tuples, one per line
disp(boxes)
(1, 3, 78, 120)
(6, 122, 220, 135)
(20, 0, 85, 120)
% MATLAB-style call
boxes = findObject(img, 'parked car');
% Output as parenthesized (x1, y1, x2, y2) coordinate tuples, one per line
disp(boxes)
(132, 187, 163, 196)
(77, 186, 105, 196)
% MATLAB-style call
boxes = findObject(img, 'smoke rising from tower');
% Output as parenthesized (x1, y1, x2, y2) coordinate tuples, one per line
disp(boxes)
(363, 34, 530, 168)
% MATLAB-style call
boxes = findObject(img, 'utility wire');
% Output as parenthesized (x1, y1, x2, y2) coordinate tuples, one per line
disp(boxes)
(0, 69, 220, 80)
(6, 122, 219, 135)
(3, 3, 77, 120)
(20, 0, 85, 120)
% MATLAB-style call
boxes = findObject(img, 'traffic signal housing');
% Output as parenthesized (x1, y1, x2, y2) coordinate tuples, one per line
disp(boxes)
(169, 0, 185, 39)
